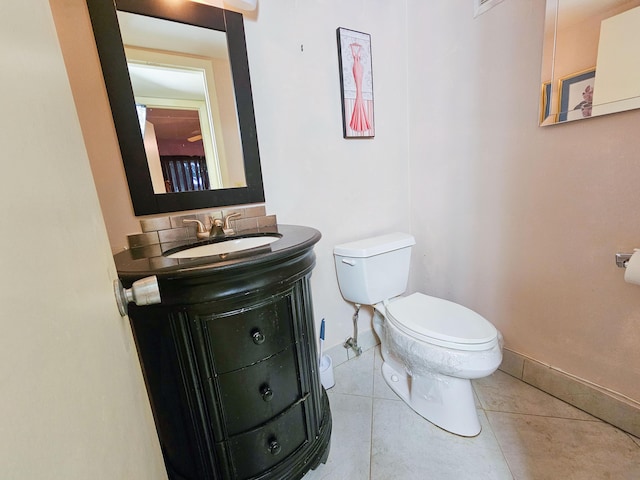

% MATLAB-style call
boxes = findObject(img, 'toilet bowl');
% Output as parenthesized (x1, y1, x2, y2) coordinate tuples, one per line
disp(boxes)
(373, 293, 502, 436)
(333, 232, 503, 437)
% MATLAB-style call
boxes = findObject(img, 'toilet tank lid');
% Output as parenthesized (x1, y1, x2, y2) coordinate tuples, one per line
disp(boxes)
(334, 232, 416, 258)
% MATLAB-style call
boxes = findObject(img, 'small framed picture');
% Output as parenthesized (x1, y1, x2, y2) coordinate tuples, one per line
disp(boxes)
(558, 68, 596, 122)
(540, 81, 551, 123)
(337, 27, 375, 138)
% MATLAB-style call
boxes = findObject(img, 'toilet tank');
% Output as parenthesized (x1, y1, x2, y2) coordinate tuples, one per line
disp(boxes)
(333, 232, 415, 305)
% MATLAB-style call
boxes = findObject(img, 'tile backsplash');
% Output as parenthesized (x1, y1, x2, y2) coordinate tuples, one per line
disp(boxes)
(127, 206, 277, 249)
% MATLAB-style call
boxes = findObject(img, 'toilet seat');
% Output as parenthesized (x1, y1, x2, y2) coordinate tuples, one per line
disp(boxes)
(385, 293, 498, 351)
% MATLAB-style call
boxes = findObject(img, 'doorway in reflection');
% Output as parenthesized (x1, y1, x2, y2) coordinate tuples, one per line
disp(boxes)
(120, 11, 247, 191)
(139, 106, 211, 193)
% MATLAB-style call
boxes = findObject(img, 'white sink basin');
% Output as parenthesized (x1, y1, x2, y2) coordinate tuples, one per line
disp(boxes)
(166, 236, 280, 259)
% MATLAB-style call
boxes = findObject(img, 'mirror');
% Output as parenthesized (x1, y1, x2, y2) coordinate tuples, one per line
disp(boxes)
(86, 0, 264, 215)
(121, 13, 246, 194)
(540, 0, 640, 125)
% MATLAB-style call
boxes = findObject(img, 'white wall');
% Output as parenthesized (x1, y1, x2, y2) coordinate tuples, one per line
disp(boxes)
(51, 0, 142, 253)
(407, 0, 640, 402)
(1, 1, 167, 478)
(244, 0, 410, 349)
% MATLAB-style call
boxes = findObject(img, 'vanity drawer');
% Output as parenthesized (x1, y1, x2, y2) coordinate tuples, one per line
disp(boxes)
(204, 294, 295, 373)
(226, 401, 307, 479)
(218, 346, 302, 436)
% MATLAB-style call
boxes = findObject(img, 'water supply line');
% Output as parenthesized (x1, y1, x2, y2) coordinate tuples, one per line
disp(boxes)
(344, 303, 363, 356)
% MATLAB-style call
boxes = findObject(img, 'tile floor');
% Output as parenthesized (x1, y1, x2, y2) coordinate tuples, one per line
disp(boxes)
(302, 346, 640, 480)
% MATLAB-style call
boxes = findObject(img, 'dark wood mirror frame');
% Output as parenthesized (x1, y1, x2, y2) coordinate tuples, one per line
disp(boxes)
(86, 0, 264, 216)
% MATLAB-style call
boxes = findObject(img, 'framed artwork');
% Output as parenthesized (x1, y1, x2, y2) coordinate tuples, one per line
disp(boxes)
(540, 81, 551, 123)
(337, 27, 375, 138)
(558, 68, 596, 122)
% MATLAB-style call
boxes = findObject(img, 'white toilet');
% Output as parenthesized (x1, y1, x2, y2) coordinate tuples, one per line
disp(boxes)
(333, 232, 502, 437)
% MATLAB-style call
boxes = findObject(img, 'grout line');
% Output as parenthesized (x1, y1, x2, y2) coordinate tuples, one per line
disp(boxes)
(330, 392, 377, 400)
(482, 408, 605, 424)
(369, 396, 375, 480)
(625, 432, 640, 448)
(482, 410, 517, 480)
(472, 379, 515, 477)
(369, 348, 375, 480)
(369, 347, 376, 480)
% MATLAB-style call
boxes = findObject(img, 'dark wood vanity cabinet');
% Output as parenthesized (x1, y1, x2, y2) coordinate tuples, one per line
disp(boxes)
(119, 229, 331, 480)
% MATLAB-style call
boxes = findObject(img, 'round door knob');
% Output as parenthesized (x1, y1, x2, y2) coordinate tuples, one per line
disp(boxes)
(251, 329, 265, 345)
(268, 438, 281, 456)
(113, 276, 161, 316)
(260, 384, 273, 402)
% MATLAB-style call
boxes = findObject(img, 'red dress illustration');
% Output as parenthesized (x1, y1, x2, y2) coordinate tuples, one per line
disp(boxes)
(349, 43, 371, 132)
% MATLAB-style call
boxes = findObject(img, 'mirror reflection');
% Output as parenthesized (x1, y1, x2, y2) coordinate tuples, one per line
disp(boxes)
(119, 12, 246, 193)
(86, 0, 264, 216)
(540, 0, 640, 125)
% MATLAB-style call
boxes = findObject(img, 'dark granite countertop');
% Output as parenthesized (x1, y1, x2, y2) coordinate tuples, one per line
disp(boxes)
(114, 224, 321, 281)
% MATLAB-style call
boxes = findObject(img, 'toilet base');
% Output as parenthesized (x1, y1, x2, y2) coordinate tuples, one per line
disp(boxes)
(381, 361, 481, 437)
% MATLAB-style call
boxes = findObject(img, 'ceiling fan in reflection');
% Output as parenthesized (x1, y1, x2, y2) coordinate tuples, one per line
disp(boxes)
(187, 130, 202, 142)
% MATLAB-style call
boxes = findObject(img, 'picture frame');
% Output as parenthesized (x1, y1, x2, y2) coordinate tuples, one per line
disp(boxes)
(337, 27, 375, 138)
(540, 81, 551, 124)
(558, 68, 596, 122)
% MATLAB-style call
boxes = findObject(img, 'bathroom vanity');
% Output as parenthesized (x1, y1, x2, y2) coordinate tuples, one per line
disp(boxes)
(114, 225, 331, 480)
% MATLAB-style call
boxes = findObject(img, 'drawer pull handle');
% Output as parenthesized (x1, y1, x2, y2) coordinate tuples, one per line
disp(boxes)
(251, 329, 266, 345)
(268, 438, 281, 456)
(260, 384, 273, 402)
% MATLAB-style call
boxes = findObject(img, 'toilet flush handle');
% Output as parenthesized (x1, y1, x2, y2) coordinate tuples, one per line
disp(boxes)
(341, 258, 356, 266)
